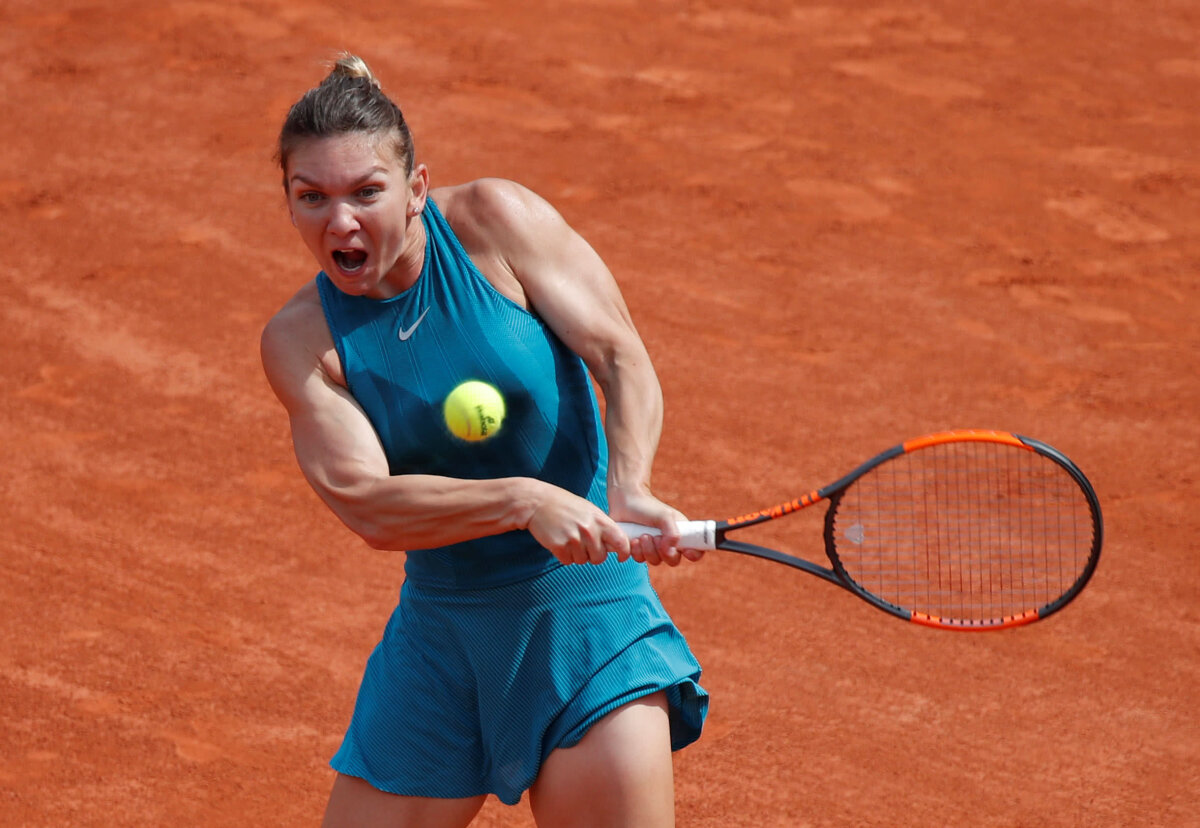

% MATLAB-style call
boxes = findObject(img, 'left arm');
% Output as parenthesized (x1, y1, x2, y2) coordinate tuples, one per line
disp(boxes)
(454, 179, 700, 565)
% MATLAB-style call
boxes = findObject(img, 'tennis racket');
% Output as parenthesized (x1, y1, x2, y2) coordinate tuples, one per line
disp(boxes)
(620, 429, 1102, 630)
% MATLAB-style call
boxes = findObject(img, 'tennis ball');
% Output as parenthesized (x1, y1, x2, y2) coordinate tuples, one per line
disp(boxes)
(443, 380, 506, 441)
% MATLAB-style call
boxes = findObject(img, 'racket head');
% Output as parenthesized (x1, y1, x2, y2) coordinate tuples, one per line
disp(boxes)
(821, 431, 1102, 630)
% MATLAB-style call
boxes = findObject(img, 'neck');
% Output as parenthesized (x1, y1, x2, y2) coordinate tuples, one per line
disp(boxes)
(375, 213, 427, 299)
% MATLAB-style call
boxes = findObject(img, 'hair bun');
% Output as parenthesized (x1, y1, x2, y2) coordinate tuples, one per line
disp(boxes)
(279, 52, 415, 178)
(331, 53, 380, 88)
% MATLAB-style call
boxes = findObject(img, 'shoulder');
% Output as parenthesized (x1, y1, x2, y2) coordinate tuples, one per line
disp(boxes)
(260, 280, 344, 402)
(261, 280, 324, 354)
(435, 177, 551, 220)
(435, 178, 568, 253)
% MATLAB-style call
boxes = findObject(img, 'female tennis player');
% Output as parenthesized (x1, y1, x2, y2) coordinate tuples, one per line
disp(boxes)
(260, 55, 708, 827)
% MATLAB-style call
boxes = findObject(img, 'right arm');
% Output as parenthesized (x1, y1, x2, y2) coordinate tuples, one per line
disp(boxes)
(258, 289, 628, 563)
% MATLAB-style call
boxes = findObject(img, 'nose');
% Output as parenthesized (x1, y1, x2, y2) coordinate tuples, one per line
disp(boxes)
(327, 200, 360, 236)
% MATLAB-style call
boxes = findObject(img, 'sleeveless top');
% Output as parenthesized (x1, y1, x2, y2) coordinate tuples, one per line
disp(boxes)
(316, 198, 609, 589)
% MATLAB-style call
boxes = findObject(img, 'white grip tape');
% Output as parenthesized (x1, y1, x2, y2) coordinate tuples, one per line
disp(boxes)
(616, 520, 717, 550)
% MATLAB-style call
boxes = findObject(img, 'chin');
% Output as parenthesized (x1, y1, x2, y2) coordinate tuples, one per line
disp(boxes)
(325, 269, 375, 296)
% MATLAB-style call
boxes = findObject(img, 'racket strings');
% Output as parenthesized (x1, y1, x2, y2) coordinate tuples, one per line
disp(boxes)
(830, 441, 1095, 624)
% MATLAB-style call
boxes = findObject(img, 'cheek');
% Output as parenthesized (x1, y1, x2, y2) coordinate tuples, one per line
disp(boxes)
(292, 216, 327, 253)
(290, 208, 318, 233)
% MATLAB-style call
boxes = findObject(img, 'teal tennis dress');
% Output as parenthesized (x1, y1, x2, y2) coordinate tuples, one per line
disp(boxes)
(318, 197, 707, 805)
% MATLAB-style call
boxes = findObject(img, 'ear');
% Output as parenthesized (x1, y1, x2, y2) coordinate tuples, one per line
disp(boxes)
(407, 164, 430, 217)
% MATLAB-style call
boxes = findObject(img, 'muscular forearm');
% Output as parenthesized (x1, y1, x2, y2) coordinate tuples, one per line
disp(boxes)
(318, 473, 545, 551)
(596, 350, 664, 499)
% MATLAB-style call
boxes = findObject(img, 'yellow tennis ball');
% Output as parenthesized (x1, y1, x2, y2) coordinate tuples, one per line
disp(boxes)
(443, 380, 506, 441)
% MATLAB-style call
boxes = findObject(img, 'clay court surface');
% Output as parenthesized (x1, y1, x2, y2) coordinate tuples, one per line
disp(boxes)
(2, 1, 1198, 825)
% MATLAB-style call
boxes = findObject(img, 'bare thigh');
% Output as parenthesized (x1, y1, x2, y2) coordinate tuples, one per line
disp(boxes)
(528, 691, 675, 828)
(321, 773, 486, 828)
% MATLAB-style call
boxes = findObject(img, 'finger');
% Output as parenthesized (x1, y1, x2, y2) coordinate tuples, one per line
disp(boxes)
(569, 540, 590, 565)
(601, 522, 631, 563)
(629, 538, 647, 563)
(658, 539, 682, 567)
(657, 518, 682, 550)
(640, 536, 664, 566)
(583, 532, 608, 565)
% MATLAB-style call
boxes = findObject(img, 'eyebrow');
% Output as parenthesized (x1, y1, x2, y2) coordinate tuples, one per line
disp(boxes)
(289, 166, 391, 188)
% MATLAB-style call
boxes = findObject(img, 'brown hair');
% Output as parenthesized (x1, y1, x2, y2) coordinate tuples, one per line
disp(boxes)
(277, 54, 415, 188)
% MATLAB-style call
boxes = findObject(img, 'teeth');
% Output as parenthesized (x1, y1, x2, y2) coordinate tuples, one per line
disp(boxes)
(333, 250, 367, 272)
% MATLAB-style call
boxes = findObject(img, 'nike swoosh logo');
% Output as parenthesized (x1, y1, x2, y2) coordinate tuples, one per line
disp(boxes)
(397, 307, 430, 341)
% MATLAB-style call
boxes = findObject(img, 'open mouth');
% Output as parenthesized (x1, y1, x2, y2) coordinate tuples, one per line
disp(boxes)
(332, 249, 368, 274)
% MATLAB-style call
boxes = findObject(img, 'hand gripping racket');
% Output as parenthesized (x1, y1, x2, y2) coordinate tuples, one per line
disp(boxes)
(620, 430, 1103, 630)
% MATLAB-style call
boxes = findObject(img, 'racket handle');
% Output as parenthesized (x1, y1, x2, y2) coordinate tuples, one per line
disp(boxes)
(616, 520, 718, 550)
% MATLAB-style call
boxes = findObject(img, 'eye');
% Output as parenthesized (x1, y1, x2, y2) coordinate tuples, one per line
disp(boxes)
(357, 186, 382, 199)
(297, 191, 324, 204)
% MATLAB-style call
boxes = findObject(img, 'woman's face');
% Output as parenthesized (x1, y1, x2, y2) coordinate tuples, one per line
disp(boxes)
(285, 132, 426, 299)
